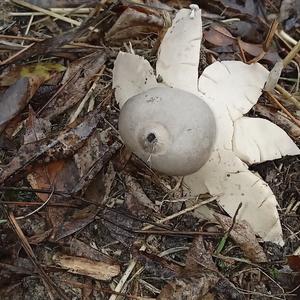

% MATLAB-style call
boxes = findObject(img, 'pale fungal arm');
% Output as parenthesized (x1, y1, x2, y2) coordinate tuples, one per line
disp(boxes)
(233, 117, 300, 164)
(198, 61, 269, 121)
(184, 150, 284, 245)
(196, 61, 269, 152)
(156, 5, 202, 93)
(112, 52, 157, 108)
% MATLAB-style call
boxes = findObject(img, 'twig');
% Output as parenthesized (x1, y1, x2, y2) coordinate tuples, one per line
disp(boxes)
(3, 201, 79, 208)
(277, 30, 297, 46)
(11, 0, 82, 27)
(9, 8, 93, 16)
(22, 14, 34, 46)
(0, 34, 104, 49)
(265, 91, 300, 127)
(142, 195, 219, 230)
(0, 43, 34, 65)
(247, 19, 277, 64)
(134, 229, 221, 236)
(228, 203, 242, 234)
(283, 41, 300, 67)
(108, 245, 146, 300)
(275, 84, 300, 109)
(263, 19, 278, 51)
(237, 37, 246, 63)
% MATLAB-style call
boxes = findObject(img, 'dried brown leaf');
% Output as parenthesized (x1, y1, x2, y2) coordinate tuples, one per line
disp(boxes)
(136, 251, 182, 279)
(84, 161, 116, 205)
(204, 25, 280, 64)
(204, 25, 235, 46)
(215, 213, 268, 263)
(40, 51, 106, 119)
(158, 235, 219, 300)
(106, 7, 164, 42)
(185, 235, 217, 274)
(0, 105, 102, 184)
(23, 112, 119, 241)
(0, 74, 46, 126)
(287, 255, 300, 272)
(73, 130, 121, 194)
(125, 174, 158, 212)
(51, 204, 98, 241)
(158, 276, 218, 300)
(24, 107, 51, 145)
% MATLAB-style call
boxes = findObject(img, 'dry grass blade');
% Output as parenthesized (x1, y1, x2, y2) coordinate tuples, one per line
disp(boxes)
(11, 0, 82, 27)
(275, 84, 300, 109)
(247, 19, 278, 64)
(263, 19, 279, 51)
(282, 41, 300, 67)
(0, 2, 117, 67)
(142, 196, 218, 231)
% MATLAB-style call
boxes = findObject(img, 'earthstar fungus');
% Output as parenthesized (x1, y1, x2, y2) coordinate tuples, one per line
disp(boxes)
(113, 5, 300, 245)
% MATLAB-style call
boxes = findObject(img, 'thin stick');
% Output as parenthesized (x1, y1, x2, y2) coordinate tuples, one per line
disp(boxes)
(134, 229, 221, 236)
(11, 0, 99, 32)
(15, 188, 54, 220)
(11, 0, 82, 26)
(143, 195, 219, 230)
(275, 84, 300, 109)
(0, 43, 34, 65)
(23, 14, 34, 43)
(0, 34, 41, 41)
(283, 41, 300, 67)
(9, 8, 93, 16)
(0, 34, 104, 49)
(263, 19, 278, 51)
(265, 91, 300, 127)
(237, 37, 246, 63)
(215, 202, 242, 254)
(277, 29, 297, 46)
(108, 245, 147, 300)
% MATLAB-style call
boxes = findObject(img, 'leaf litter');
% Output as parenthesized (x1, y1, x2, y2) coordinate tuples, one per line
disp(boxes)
(0, 1, 300, 300)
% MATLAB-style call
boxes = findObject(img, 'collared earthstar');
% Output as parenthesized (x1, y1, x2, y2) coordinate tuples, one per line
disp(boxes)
(113, 5, 300, 245)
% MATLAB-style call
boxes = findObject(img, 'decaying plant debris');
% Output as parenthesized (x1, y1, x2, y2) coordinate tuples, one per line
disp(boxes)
(0, 1, 300, 299)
